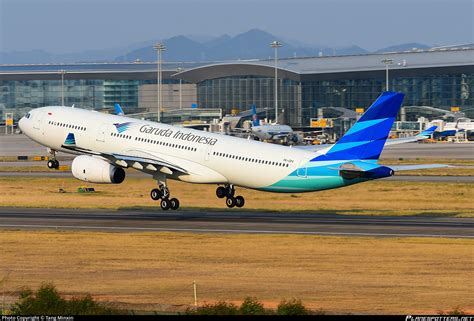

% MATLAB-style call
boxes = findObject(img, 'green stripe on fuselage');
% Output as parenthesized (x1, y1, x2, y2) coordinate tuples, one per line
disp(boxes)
(258, 175, 367, 193)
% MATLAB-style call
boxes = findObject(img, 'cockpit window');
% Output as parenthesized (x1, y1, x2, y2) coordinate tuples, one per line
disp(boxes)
(25, 113, 31, 119)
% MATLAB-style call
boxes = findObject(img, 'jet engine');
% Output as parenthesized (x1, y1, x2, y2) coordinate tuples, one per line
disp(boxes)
(71, 155, 125, 184)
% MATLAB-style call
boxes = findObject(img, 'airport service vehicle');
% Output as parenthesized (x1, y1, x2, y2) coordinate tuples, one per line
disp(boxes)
(19, 91, 445, 211)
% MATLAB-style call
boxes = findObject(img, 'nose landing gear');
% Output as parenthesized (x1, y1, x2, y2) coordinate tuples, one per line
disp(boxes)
(217, 184, 245, 208)
(46, 149, 59, 169)
(47, 159, 59, 169)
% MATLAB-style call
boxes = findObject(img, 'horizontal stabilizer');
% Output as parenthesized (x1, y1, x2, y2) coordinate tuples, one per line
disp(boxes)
(388, 164, 449, 171)
(334, 161, 394, 180)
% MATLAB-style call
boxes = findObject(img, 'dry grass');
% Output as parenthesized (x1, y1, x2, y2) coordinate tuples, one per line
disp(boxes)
(0, 231, 472, 314)
(0, 166, 71, 172)
(0, 176, 472, 217)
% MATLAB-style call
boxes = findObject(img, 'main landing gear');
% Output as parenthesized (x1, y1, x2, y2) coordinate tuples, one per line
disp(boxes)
(216, 184, 245, 208)
(46, 149, 59, 169)
(150, 184, 180, 211)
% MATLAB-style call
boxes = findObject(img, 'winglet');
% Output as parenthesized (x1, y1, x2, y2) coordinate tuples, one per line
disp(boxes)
(114, 103, 125, 116)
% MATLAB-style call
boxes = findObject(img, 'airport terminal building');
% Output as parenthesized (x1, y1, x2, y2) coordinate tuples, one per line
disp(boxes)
(1, 47, 473, 126)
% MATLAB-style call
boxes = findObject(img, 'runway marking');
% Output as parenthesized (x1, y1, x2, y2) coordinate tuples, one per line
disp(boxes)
(0, 223, 472, 239)
(1, 211, 472, 227)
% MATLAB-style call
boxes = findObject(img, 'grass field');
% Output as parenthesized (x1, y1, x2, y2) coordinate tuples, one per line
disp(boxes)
(1, 176, 472, 216)
(0, 230, 472, 314)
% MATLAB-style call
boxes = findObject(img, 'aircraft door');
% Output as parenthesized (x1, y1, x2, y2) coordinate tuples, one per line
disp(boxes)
(296, 160, 307, 178)
(33, 111, 45, 131)
(205, 144, 213, 161)
(95, 123, 108, 147)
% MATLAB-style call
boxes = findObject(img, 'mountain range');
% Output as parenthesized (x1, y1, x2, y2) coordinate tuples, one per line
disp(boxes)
(0, 29, 431, 64)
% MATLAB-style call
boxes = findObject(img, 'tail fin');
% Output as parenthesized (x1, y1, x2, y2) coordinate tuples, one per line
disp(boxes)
(114, 103, 125, 116)
(251, 104, 259, 126)
(315, 91, 404, 161)
(419, 125, 437, 137)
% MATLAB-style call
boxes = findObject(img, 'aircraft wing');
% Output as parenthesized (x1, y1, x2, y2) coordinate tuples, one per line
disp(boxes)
(269, 132, 291, 137)
(332, 161, 449, 180)
(61, 133, 189, 175)
(234, 127, 251, 133)
(104, 152, 189, 174)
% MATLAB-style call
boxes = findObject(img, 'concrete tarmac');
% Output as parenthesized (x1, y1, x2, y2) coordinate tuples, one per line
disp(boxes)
(381, 142, 474, 159)
(0, 207, 472, 239)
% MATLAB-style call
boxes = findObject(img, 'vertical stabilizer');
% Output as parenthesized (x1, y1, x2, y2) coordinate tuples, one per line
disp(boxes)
(314, 91, 404, 161)
(251, 104, 259, 126)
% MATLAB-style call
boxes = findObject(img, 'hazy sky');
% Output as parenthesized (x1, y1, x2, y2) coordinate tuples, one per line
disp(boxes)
(1, 0, 472, 53)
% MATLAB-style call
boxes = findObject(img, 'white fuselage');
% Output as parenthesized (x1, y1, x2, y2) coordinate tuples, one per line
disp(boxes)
(19, 107, 321, 190)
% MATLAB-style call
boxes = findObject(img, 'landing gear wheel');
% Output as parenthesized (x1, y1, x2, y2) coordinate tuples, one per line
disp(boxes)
(170, 198, 180, 210)
(47, 160, 59, 169)
(226, 197, 236, 208)
(160, 198, 171, 210)
(235, 196, 245, 208)
(150, 189, 162, 201)
(216, 186, 227, 199)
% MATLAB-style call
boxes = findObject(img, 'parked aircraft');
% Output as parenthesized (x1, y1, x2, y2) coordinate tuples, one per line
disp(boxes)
(247, 105, 303, 144)
(19, 92, 445, 210)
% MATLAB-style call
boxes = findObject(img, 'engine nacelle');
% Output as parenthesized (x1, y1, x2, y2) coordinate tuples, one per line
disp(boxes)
(71, 155, 125, 184)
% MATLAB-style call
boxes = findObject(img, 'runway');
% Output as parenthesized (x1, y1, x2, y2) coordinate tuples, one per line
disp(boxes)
(0, 207, 472, 239)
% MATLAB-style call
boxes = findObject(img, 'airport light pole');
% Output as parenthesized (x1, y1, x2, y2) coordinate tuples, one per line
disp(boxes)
(381, 58, 393, 91)
(59, 69, 66, 106)
(271, 41, 282, 124)
(176, 67, 185, 110)
(154, 43, 166, 122)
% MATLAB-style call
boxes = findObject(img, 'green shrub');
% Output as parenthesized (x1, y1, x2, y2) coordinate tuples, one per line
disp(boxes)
(186, 301, 239, 315)
(11, 283, 126, 315)
(276, 298, 309, 315)
(239, 297, 266, 315)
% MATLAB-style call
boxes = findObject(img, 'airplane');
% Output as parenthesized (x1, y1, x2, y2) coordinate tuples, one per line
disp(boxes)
(18, 91, 446, 211)
(247, 104, 303, 144)
(433, 118, 474, 139)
